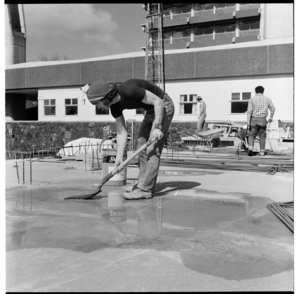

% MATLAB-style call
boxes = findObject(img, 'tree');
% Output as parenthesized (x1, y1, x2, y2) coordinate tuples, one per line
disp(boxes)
(37, 52, 70, 61)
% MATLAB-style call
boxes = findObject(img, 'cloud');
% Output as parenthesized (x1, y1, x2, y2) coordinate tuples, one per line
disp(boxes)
(24, 4, 120, 46)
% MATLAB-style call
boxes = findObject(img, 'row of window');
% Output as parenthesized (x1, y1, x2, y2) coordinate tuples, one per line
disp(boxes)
(44, 99, 108, 116)
(179, 92, 251, 114)
(43, 93, 251, 117)
(43, 99, 139, 116)
(163, 3, 255, 16)
(163, 18, 260, 40)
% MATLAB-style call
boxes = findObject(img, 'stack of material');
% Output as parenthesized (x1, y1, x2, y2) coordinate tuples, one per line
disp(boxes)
(267, 201, 294, 233)
(57, 137, 114, 157)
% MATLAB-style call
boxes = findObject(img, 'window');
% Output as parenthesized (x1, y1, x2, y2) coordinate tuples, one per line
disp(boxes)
(239, 19, 260, 31)
(215, 3, 236, 8)
(163, 30, 172, 40)
(194, 25, 213, 36)
(173, 28, 191, 39)
(96, 107, 109, 115)
(242, 92, 251, 100)
(179, 94, 197, 114)
(173, 4, 192, 15)
(163, 7, 171, 17)
(231, 92, 251, 113)
(44, 99, 56, 115)
(65, 98, 78, 115)
(194, 3, 213, 11)
(215, 22, 236, 33)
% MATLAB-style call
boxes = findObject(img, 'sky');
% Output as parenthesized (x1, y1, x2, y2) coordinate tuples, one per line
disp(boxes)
(23, 4, 147, 61)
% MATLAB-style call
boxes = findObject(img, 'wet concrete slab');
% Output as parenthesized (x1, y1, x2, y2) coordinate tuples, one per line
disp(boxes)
(5, 158, 294, 292)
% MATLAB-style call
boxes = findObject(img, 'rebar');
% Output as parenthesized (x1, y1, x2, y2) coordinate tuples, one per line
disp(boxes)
(30, 154, 32, 185)
(23, 156, 25, 185)
(92, 148, 94, 174)
(15, 153, 20, 184)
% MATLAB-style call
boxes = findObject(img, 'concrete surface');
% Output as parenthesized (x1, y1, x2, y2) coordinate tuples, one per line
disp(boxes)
(5, 149, 294, 292)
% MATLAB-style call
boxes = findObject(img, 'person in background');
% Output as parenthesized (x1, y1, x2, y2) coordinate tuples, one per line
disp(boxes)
(246, 86, 276, 156)
(196, 96, 207, 133)
(83, 79, 174, 200)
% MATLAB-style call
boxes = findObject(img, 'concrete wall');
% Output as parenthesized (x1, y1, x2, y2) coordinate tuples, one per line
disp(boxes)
(5, 5, 14, 66)
(5, 4, 26, 66)
(36, 73, 293, 123)
(166, 74, 293, 122)
(6, 44, 293, 89)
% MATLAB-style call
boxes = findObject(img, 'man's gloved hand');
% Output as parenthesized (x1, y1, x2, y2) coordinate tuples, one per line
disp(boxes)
(152, 129, 163, 140)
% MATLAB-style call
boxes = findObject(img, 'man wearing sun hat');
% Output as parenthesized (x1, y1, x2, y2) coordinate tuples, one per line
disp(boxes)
(82, 78, 174, 200)
(196, 96, 207, 133)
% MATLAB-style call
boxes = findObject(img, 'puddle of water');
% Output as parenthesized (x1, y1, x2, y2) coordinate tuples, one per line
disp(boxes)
(6, 187, 293, 281)
(158, 170, 222, 176)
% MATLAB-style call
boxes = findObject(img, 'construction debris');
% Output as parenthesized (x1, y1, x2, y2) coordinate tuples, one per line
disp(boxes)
(267, 163, 292, 175)
(267, 201, 294, 233)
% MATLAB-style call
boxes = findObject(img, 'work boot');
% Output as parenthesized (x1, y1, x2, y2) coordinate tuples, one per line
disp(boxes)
(125, 183, 137, 192)
(123, 188, 153, 200)
(248, 149, 253, 156)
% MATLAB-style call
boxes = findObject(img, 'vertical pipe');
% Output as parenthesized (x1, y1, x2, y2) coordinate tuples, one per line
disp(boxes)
(92, 148, 94, 174)
(15, 153, 20, 184)
(96, 143, 100, 171)
(30, 153, 32, 185)
(23, 156, 25, 185)
(84, 144, 87, 174)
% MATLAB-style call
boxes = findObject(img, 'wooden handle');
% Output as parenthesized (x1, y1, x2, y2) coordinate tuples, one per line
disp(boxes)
(102, 136, 158, 183)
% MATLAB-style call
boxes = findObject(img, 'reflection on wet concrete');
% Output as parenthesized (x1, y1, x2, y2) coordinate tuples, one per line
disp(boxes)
(6, 186, 293, 281)
(158, 170, 223, 176)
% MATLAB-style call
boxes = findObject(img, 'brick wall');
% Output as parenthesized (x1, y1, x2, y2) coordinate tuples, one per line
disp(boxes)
(5, 121, 200, 153)
(5, 121, 293, 154)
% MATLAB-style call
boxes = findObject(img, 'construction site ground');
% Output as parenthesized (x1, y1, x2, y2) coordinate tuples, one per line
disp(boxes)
(5, 146, 294, 292)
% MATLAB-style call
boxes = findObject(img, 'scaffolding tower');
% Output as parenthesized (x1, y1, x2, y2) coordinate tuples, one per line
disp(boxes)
(143, 4, 165, 91)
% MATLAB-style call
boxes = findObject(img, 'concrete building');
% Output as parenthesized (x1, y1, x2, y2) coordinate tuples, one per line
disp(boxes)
(161, 3, 293, 49)
(5, 3, 294, 125)
(5, 4, 27, 66)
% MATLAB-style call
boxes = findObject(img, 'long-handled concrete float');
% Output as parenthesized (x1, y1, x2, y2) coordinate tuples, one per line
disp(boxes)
(64, 136, 158, 200)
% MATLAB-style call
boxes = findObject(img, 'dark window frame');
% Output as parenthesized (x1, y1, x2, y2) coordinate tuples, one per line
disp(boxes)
(230, 92, 251, 114)
(180, 94, 198, 114)
(65, 98, 78, 115)
(44, 99, 56, 116)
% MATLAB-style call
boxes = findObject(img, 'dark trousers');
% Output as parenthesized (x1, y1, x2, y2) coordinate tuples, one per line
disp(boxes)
(248, 117, 267, 151)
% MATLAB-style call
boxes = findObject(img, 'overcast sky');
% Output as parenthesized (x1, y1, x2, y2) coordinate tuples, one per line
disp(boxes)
(24, 4, 147, 61)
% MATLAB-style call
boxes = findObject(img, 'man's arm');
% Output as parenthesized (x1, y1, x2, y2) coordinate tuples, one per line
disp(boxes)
(268, 99, 276, 123)
(114, 114, 128, 167)
(199, 102, 203, 117)
(246, 99, 253, 125)
(141, 90, 164, 140)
